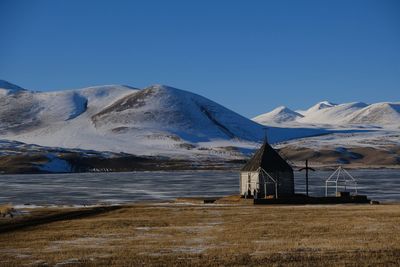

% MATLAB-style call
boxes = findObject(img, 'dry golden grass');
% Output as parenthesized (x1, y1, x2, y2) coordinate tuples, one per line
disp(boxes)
(0, 203, 399, 266)
(0, 204, 15, 218)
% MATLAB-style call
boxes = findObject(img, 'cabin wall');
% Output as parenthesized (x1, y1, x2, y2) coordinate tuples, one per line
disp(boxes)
(272, 170, 294, 196)
(258, 173, 275, 197)
(240, 169, 294, 197)
(258, 169, 295, 197)
(240, 172, 259, 195)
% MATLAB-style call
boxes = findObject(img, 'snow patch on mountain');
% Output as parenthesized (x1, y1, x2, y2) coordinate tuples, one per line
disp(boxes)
(35, 91, 88, 122)
(253, 106, 303, 124)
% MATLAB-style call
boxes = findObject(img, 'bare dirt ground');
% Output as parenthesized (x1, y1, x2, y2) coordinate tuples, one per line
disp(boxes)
(1, 203, 400, 266)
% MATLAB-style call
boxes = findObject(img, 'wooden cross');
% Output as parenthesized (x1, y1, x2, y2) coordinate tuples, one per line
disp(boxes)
(299, 160, 315, 197)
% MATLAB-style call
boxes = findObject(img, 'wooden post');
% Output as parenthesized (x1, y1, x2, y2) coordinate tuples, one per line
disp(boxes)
(264, 179, 267, 199)
(305, 160, 309, 196)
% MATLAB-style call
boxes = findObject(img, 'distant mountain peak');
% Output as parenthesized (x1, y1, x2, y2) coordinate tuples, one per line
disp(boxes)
(253, 106, 303, 124)
(348, 102, 400, 125)
(0, 80, 25, 93)
(255, 100, 400, 128)
(148, 84, 169, 89)
(271, 106, 298, 115)
(308, 100, 336, 111)
(274, 105, 289, 112)
(83, 84, 137, 90)
(340, 101, 368, 108)
(146, 84, 177, 91)
(145, 84, 191, 96)
(319, 100, 335, 105)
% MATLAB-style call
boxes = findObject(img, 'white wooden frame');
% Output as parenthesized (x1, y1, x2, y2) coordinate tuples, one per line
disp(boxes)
(325, 166, 358, 196)
(258, 167, 278, 199)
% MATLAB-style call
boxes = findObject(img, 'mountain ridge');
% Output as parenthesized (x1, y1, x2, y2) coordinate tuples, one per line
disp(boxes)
(0, 80, 268, 160)
(254, 100, 400, 128)
(0, 80, 331, 158)
(0, 80, 398, 171)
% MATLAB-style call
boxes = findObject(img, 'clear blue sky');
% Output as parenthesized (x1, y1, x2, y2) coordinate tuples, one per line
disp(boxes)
(0, 0, 399, 117)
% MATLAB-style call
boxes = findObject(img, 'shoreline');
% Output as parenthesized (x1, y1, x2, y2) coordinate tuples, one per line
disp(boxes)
(5, 197, 400, 211)
(0, 164, 399, 175)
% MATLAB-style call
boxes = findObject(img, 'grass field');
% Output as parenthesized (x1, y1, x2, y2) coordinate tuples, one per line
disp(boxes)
(1, 203, 399, 266)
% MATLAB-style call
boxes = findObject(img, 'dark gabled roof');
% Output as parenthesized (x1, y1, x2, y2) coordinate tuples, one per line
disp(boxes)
(241, 142, 293, 172)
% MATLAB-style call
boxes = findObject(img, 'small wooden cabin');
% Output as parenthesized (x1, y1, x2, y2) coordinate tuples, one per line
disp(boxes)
(240, 141, 294, 198)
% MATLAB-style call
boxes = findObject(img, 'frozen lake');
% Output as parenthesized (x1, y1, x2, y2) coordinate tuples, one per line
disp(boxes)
(0, 169, 399, 205)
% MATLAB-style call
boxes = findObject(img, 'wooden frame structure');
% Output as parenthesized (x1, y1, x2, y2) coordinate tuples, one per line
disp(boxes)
(258, 167, 278, 199)
(325, 166, 358, 196)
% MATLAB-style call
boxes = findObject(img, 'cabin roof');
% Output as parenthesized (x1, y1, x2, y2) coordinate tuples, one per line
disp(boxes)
(241, 142, 293, 172)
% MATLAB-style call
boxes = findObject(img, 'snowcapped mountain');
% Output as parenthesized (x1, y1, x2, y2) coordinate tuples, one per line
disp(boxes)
(0, 80, 398, 170)
(254, 100, 400, 128)
(253, 106, 303, 124)
(0, 81, 264, 158)
(0, 80, 26, 96)
(0, 82, 136, 134)
(298, 100, 337, 115)
(1, 80, 327, 161)
(253, 100, 400, 168)
(298, 102, 369, 125)
(348, 102, 400, 125)
(90, 84, 263, 142)
(0, 80, 335, 159)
